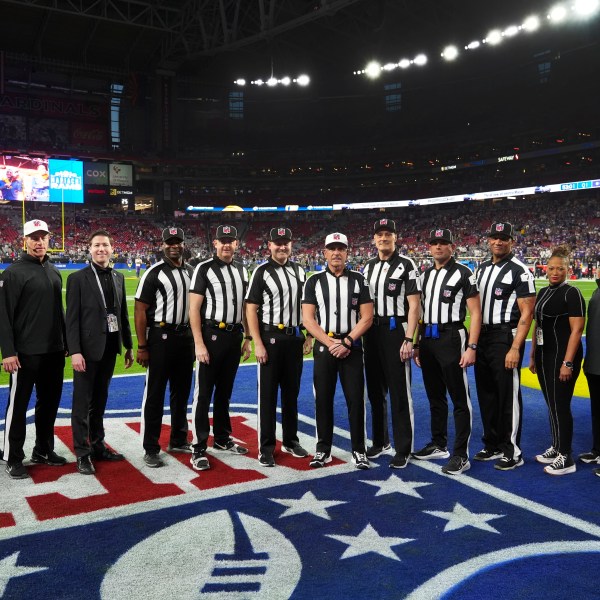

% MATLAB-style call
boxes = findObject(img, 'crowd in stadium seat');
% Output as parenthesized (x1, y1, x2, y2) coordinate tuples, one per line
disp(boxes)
(1, 193, 600, 277)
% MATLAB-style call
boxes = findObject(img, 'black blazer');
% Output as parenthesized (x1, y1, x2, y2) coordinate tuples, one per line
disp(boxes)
(66, 265, 133, 362)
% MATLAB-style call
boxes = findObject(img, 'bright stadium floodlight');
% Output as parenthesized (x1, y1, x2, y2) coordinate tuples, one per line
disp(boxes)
(522, 15, 540, 31)
(548, 4, 568, 21)
(365, 61, 382, 78)
(503, 25, 520, 37)
(234, 78, 246, 86)
(485, 29, 503, 45)
(383, 62, 397, 71)
(254, 79, 264, 86)
(296, 74, 310, 86)
(280, 76, 291, 86)
(267, 77, 278, 86)
(442, 45, 459, 61)
(398, 58, 411, 68)
(413, 53, 427, 66)
(574, 0, 600, 16)
(466, 40, 481, 50)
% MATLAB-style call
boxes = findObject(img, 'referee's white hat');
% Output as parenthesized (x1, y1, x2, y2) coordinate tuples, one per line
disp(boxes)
(325, 232, 348, 248)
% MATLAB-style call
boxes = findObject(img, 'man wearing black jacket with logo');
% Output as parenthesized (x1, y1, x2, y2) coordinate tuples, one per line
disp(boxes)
(0, 219, 67, 479)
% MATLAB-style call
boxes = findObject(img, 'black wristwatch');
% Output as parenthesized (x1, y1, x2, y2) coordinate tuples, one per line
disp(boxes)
(467, 343, 478, 351)
(562, 360, 574, 369)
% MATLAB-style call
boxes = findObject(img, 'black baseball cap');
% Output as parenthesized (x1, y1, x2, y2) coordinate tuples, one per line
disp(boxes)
(215, 224, 238, 240)
(269, 227, 293, 242)
(162, 227, 185, 243)
(374, 218, 396, 233)
(489, 222, 513, 239)
(429, 228, 453, 244)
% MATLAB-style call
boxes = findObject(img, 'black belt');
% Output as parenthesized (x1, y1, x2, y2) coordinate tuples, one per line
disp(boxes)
(203, 319, 243, 332)
(152, 322, 190, 332)
(481, 323, 514, 332)
(260, 324, 300, 335)
(373, 315, 407, 326)
(436, 322, 464, 332)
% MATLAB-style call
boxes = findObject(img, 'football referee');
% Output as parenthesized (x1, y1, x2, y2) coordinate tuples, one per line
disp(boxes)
(302, 232, 374, 470)
(474, 222, 535, 471)
(363, 218, 421, 469)
(412, 229, 481, 475)
(246, 227, 313, 467)
(188, 225, 252, 471)
(135, 227, 195, 468)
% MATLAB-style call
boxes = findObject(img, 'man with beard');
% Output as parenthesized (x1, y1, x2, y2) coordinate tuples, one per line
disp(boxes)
(135, 227, 195, 468)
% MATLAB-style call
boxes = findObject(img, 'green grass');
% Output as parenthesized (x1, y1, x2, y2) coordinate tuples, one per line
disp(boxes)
(0, 273, 596, 386)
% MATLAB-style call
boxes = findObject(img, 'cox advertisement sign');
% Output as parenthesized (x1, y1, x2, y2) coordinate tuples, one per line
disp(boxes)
(84, 162, 108, 185)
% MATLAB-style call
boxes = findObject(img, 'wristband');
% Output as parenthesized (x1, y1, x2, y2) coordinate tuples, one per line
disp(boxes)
(244, 336, 253, 341)
(137, 345, 147, 350)
(403, 337, 413, 343)
(345, 335, 354, 345)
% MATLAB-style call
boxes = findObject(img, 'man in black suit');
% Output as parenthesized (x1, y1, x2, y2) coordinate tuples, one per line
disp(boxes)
(66, 229, 134, 475)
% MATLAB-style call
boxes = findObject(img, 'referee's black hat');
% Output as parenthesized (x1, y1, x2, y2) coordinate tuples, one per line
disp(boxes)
(429, 228, 453, 244)
(162, 227, 185, 243)
(215, 224, 238, 240)
(489, 222, 513, 239)
(373, 218, 396, 233)
(269, 227, 293, 241)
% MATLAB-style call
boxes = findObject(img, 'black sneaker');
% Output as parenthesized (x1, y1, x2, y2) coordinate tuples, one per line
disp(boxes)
(30, 449, 67, 466)
(351, 451, 369, 470)
(190, 451, 210, 471)
(77, 455, 96, 475)
(473, 448, 503, 461)
(213, 440, 249, 455)
(281, 444, 309, 458)
(258, 452, 275, 467)
(309, 452, 332, 468)
(389, 454, 409, 469)
(6, 462, 29, 479)
(412, 443, 450, 461)
(579, 450, 600, 464)
(442, 456, 471, 475)
(143, 453, 164, 468)
(535, 447, 559, 464)
(544, 453, 576, 476)
(166, 442, 192, 453)
(494, 455, 524, 471)
(366, 444, 393, 459)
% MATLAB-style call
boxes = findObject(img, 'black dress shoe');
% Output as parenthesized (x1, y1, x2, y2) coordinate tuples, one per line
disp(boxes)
(77, 455, 96, 475)
(94, 447, 125, 461)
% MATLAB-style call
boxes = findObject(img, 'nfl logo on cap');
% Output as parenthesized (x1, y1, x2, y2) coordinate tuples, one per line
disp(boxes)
(34, 220, 42, 227)
(435, 230, 443, 237)
(169, 228, 178, 236)
(278, 228, 286, 236)
(223, 226, 231, 234)
(495, 224, 504, 232)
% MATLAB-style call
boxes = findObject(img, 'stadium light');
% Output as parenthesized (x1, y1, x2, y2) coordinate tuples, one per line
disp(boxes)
(574, 0, 600, 16)
(522, 15, 540, 31)
(548, 4, 568, 22)
(442, 45, 459, 61)
(466, 40, 481, 50)
(485, 29, 503, 44)
(267, 77, 278, 86)
(296, 74, 310, 86)
(365, 61, 382, 78)
(280, 76, 291, 86)
(503, 25, 520, 37)
(234, 78, 246, 86)
(413, 54, 428, 66)
(399, 58, 411, 68)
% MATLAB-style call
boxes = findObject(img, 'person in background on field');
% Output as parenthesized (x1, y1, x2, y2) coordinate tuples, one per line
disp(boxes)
(529, 246, 585, 476)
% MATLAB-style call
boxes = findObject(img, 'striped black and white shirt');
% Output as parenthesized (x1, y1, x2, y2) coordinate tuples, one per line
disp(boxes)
(245, 258, 306, 326)
(135, 258, 193, 326)
(302, 268, 373, 335)
(363, 251, 421, 317)
(190, 256, 249, 324)
(476, 253, 536, 326)
(420, 258, 478, 324)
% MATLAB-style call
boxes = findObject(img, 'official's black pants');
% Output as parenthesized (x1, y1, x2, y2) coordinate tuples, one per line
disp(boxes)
(585, 372, 600, 454)
(141, 328, 194, 454)
(71, 347, 117, 458)
(474, 328, 523, 459)
(364, 323, 413, 455)
(257, 331, 304, 455)
(536, 345, 583, 455)
(191, 326, 243, 451)
(313, 341, 366, 455)
(3, 351, 65, 465)
(419, 327, 472, 458)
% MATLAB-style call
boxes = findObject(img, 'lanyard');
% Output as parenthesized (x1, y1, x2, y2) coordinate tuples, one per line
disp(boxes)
(91, 263, 110, 310)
